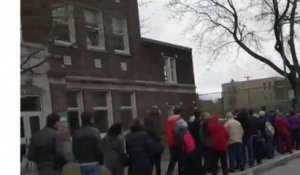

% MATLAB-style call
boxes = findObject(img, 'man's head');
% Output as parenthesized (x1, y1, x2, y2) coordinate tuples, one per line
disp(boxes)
(248, 109, 254, 116)
(173, 106, 181, 115)
(202, 112, 211, 121)
(46, 113, 61, 130)
(259, 110, 266, 117)
(81, 112, 92, 126)
(226, 112, 235, 119)
(194, 109, 201, 119)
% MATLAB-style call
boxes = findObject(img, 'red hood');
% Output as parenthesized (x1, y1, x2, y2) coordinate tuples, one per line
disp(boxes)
(209, 116, 219, 124)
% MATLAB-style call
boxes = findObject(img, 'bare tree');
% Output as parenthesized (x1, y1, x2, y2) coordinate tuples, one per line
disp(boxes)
(138, 0, 153, 35)
(167, 0, 300, 109)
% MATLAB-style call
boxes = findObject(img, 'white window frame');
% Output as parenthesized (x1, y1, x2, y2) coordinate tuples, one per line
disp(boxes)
(164, 56, 177, 83)
(120, 92, 137, 131)
(112, 18, 130, 54)
(93, 91, 113, 134)
(51, 4, 76, 47)
(66, 91, 83, 127)
(83, 8, 105, 51)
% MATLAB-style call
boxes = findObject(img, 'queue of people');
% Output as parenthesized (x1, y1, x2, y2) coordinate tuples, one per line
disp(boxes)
(26, 105, 300, 175)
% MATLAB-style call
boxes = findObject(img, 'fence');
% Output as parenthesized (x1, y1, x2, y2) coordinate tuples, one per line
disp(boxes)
(198, 84, 293, 116)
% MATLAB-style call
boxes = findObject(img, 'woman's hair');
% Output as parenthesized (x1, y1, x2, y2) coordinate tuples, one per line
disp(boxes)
(107, 123, 122, 137)
(46, 113, 60, 128)
(130, 119, 144, 132)
(81, 112, 92, 126)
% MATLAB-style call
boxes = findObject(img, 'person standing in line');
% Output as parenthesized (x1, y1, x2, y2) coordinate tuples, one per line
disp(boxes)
(224, 112, 244, 172)
(166, 106, 183, 175)
(126, 119, 152, 175)
(174, 118, 198, 175)
(287, 112, 300, 150)
(275, 115, 293, 154)
(201, 112, 213, 173)
(102, 123, 125, 175)
(28, 113, 67, 175)
(208, 116, 229, 175)
(72, 112, 104, 175)
(144, 107, 164, 175)
(259, 110, 275, 158)
(188, 109, 205, 175)
(235, 108, 252, 168)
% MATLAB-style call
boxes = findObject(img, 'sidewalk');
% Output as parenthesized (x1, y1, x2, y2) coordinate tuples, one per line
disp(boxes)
(21, 151, 300, 175)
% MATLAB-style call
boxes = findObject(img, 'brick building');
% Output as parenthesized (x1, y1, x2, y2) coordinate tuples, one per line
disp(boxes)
(222, 77, 285, 111)
(21, 0, 196, 139)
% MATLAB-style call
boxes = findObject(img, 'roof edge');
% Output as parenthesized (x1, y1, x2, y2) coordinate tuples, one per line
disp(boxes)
(141, 37, 192, 52)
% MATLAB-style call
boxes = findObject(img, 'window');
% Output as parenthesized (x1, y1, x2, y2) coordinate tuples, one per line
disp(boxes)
(84, 8, 105, 50)
(120, 92, 136, 130)
(93, 92, 112, 133)
(263, 82, 266, 90)
(112, 18, 130, 53)
(52, 4, 76, 45)
(164, 57, 177, 83)
(121, 62, 127, 71)
(21, 96, 41, 111)
(65, 91, 82, 135)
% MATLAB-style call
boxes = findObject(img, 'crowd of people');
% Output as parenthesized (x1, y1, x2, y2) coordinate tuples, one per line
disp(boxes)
(26, 105, 300, 175)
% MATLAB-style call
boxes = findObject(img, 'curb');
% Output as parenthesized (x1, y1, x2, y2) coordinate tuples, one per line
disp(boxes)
(237, 151, 300, 175)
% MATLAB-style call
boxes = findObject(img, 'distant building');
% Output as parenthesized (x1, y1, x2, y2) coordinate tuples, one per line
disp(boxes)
(222, 77, 283, 111)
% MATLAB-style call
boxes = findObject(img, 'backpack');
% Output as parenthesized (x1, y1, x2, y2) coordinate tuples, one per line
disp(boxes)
(265, 121, 275, 136)
(183, 131, 196, 154)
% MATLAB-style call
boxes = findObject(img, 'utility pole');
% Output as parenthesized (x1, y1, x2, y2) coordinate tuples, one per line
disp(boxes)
(244, 76, 251, 108)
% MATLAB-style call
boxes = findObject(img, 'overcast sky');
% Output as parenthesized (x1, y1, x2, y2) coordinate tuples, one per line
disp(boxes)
(138, 0, 284, 95)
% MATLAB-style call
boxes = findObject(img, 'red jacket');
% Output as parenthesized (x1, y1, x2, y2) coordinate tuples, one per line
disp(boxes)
(275, 117, 291, 137)
(165, 115, 181, 147)
(208, 116, 229, 151)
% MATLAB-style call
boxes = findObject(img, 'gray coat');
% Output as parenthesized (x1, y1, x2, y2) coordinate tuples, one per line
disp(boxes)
(102, 135, 125, 169)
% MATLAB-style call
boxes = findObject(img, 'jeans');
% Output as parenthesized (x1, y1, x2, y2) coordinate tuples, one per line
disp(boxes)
(80, 164, 102, 175)
(242, 136, 254, 167)
(167, 146, 183, 175)
(228, 143, 243, 171)
(211, 150, 228, 175)
(265, 135, 274, 158)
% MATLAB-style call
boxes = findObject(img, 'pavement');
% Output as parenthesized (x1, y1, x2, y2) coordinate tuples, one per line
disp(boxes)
(21, 150, 300, 175)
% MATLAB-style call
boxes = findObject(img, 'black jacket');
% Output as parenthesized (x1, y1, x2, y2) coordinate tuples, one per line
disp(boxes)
(72, 125, 103, 164)
(28, 127, 66, 171)
(126, 130, 152, 174)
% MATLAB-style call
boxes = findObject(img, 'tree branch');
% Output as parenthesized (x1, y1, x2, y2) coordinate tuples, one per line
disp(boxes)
(289, 0, 300, 75)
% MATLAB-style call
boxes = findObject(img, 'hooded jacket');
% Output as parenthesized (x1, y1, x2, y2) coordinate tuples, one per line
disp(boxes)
(208, 117, 229, 151)
(165, 115, 181, 147)
(275, 116, 291, 137)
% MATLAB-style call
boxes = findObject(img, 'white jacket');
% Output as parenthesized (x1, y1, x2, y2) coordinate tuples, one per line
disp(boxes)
(224, 118, 244, 144)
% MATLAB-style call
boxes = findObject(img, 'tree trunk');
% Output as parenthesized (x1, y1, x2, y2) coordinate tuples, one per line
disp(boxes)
(294, 78, 300, 110)
(289, 75, 300, 110)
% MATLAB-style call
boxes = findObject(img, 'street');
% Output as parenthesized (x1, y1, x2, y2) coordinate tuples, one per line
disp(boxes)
(260, 158, 300, 175)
